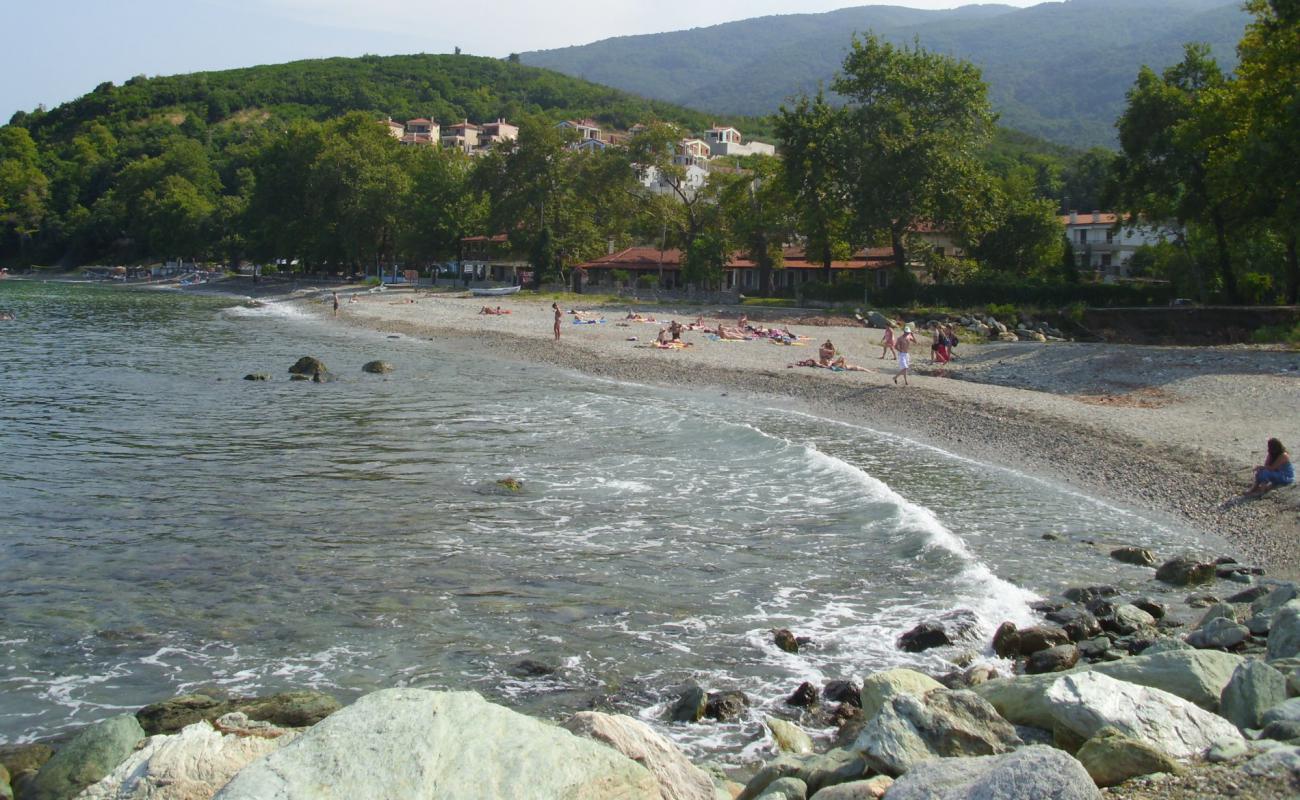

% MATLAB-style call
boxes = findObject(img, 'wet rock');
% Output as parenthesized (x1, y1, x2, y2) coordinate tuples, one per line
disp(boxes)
(859, 669, 944, 722)
(1108, 605, 1157, 636)
(563, 710, 717, 800)
(853, 689, 1022, 777)
(884, 745, 1099, 800)
(1078, 637, 1112, 661)
(1111, 547, 1157, 567)
(1155, 556, 1216, 586)
(361, 360, 394, 374)
(242, 373, 270, 381)
(1266, 600, 1300, 660)
(1130, 597, 1168, 619)
(1186, 617, 1250, 650)
(513, 658, 556, 677)
(786, 682, 819, 707)
(1045, 609, 1102, 642)
(896, 622, 950, 653)
(1228, 585, 1274, 604)
(26, 714, 145, 800)
(1045, 672, 1245, 759)
(0, 744, 54, 782)
(1197, 603, 1240, 627)
(1025, 644, 1080, 674)
(1063, 586, 1119, 604)
(137, 694, 228, 736)
(1018, 626, 1072, 655)
(228, 691, 340, 730)
(824, 680, 860, 707)
(1186, 593, 1222, 608)
(287, 356, 327, 377)
(310, 371, 335, 383)
(1220, 660, 1287, 730)
(215, 688, 658, 799)
(670, 685, 707, 723)
(773, 629, 800, 654)
(991, 622, 1020, 658)
(765, 717, 814, 755)
(705, 690, 749, 722)
(289, 374, 310, 381)
(1074, 727, 1181, 788)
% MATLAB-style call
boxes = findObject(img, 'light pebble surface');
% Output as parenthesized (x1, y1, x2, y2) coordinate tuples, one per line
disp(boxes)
(300, 288, 1298, 579)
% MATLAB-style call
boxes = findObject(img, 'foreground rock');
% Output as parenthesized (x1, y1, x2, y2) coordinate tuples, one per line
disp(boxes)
(27, 715, 144, 800)
(884, 745, 1100, 800)
(1044, 672, 1244, 760)
(852, 689, 1022, 776)
(1073, 727, 1181, 787)
(77, 716, 296, 800)
(213, 689, 658, 799)
(562, 711, 716, 800)
(1266, 600, 1300, 660)
(858, 669, 944, 722)
(1220, 660, 1287, 730)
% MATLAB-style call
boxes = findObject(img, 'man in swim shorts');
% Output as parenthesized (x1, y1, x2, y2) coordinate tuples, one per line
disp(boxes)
(894, 325, 916, 385)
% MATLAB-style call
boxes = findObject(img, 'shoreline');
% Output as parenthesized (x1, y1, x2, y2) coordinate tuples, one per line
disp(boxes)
(272, 286, 1299, 581)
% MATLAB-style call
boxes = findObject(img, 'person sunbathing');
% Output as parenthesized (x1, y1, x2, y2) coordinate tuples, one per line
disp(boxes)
(715, 324, 747, 340)
(829, 355, 869, 372)
(686, 316, 709, 331)
(479, 306, 510, 315)
(818, 339, 836, 366)
(625, 310, 657, 323)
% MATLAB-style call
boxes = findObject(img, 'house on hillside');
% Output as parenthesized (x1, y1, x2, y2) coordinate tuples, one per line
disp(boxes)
(380, 117, 440, 145)
(1061, 211, 1175, 280)
(637, 163, 709, 199)
(557, 119, 604, 147)
(674, 138, 711, 166)
(703, 125, 775, 158)
(441, 120, 481, 153)
(576, 138, 611, 154)
(480, 119, 519, 147)
(383, 118, 405, 139)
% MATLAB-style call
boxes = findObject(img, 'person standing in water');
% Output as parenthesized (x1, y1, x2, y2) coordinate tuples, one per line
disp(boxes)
(893, 325, 916, 385)
(332, 291, 340, 316)
(552, 303, 562, 341)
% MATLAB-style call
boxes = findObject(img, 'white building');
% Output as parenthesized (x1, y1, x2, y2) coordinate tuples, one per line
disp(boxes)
(702, 126, 775, 158)
(637, 163, 709, 199)
(1061, 211, 1176, 280)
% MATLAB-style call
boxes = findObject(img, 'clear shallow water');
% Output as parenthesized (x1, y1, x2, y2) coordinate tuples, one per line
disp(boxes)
(0, 281, 1228, 761)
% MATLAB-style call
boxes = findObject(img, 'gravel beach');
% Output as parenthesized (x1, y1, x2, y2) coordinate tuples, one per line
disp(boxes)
(306, 286, 1300, 580)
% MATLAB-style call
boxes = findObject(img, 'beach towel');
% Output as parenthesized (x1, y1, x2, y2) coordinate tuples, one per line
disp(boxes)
(571, 319, 606, 325)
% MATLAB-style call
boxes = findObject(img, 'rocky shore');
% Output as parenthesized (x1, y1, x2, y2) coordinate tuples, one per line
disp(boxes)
(5, 566, 1299, 799)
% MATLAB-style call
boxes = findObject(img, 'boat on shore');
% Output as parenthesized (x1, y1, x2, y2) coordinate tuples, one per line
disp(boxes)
(470, 285, 521, 297)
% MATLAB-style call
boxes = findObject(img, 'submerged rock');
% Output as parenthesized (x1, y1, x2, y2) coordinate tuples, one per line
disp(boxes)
(773, 629, 800, 654)
(1155, 556, 1216, 586)
(361, 360, 394, 374)
(287, 356, 327, 377)
(242, 373, 270, 381)
(1111, 546, 1157, 567)
(705, 690, 749, 722)
(213, 689, 658, 799)
(896, 622, 950, 653)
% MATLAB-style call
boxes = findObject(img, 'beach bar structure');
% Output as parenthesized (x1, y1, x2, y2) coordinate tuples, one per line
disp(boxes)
(459, 234, 529, 283)
(578, 247, 897, 293)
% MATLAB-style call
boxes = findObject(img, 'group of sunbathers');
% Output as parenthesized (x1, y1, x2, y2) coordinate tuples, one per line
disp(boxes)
(479, 306, 510, 315)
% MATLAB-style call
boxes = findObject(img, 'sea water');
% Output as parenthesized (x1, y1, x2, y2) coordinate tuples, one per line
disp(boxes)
(0, 281, 1229, 760)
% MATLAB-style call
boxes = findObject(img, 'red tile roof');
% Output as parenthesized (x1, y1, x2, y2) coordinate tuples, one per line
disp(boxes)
(577, 246, 894, 271)
(1061, 213, 1119, 225)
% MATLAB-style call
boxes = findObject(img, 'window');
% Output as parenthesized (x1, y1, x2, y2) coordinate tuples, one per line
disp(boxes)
(1105, 230, 1114, 244)
(1101, 253, 1113, 270)
(1078, 230, 1088, 244)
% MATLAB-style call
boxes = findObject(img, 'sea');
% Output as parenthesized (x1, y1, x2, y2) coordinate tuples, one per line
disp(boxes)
(0, 280, 1231, 761)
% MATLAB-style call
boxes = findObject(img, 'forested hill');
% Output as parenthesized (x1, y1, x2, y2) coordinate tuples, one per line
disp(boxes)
(9, 53, 747, 145)
(521, 0, 1250, 147)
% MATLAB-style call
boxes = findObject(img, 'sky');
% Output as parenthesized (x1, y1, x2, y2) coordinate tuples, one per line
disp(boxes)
(2, 0, 1044, 123)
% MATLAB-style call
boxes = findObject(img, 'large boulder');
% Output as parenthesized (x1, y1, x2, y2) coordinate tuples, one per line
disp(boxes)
(1266, 600, 1300, 661)
(212, 689, 658, 800)
(1016, 626, 1072, 656)
(670, 686, 707, 723)
(1186, 617, 1250, 650)
(1044, 672, 1245, 760)
(1088, 649, 1244, 711)
(852, 689, 1022, 777)
(884, 745, 1100, 800)
(1155, 556, 1216, 586)
(76, 718, 296, 800)
(27, 714, 145, 800)
(752, 777, 805, 800)
(287, 356, 328, 377)
(1220, 660, 1287, 730)
(562, 711, 715, 800)
(1073, 727, 1181, 788)
(896, 622, 950, 653)
(858, 669, 944, 722)
(1262, 697, 1300, 726)
(137, 691, 340, 736)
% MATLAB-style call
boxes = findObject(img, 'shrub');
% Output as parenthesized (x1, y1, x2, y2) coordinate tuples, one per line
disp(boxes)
(363, 276, 382, 287)
(1239, 272, 1275, 305)
(635, 274, 657, 289)
(1251, 322, 1300, 345)
(986, 303, 1017, 320)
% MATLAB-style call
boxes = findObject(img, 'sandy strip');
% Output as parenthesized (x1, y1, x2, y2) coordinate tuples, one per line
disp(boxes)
(259, 285, 1299, 580)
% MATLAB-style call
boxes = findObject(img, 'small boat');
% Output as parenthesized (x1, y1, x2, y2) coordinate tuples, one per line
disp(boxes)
(471, 285, 521, 297)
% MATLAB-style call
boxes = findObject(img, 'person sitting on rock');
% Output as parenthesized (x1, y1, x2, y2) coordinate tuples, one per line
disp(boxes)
(1245, 438, 1294, 497)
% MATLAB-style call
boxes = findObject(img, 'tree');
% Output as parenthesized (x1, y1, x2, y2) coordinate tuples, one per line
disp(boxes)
(1060, 147, 1115, 213)
(398, 145, 484, 266)
(971, 169, 1066, 277)
(1112, 45, 1240, 302)
(832, 35, 996, 275)
(717, 158, 796, 296)
(775, 90, 853, 283)
(0, 126, 50, 256)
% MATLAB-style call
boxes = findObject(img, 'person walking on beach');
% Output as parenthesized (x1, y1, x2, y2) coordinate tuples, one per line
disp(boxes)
(893, 325, 916, 385)
(880, 325, 897, 360)
(552, 303, 562, 341)
(1245, 438, 1294, 497)
(332, 291, 339, 316)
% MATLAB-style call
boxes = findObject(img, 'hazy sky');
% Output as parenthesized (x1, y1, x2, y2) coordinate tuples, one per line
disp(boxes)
(3, 0, 1044, 122)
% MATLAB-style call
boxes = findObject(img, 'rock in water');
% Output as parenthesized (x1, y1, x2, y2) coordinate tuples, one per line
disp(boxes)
(242, 373, 270, 381)
(287, 356, 327, 377)
(765, 717, 814, 755)
(562, 711, 717, 800)
(896, 621, 950, 652)
(1111, 547, 1157, 567)
(361, 360, 394, 374)
(26, 714, 144, 800)
(1074, 727, 1181, 787)
(773, 629, 799, 653)
(705, 691, 749, 722)
(670, 686, 707, 723)
(137, 694, 228, 735)
(212, 688, 657, 800)
(884, 745, 1100, 800)
(786, 682, 818, 707)
(1220, 660, 1287, 730)
(1016, 626, 1071, 655)
(1044, 672, 1245, 760)
(494, 477, 524, 493)
(823, 680, 860, 707)
(859, 669, 944, 722)
(77, 720, 295, 800)
(1154, 556, 1215, 586)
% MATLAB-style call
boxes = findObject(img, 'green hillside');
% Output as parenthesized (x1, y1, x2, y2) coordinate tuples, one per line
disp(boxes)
(11, 53, 749, 145)
(521, 0, 1249, 147)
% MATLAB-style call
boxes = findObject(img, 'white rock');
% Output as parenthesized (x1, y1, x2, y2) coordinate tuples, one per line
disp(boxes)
(76, 721, 295, 800)
(562, 711, 715, 800)
(212, 688, 659, 800)
(1044, 672, 1245, 760)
